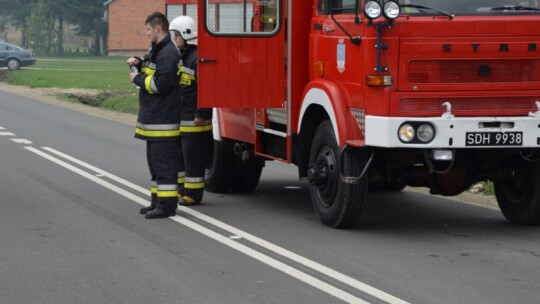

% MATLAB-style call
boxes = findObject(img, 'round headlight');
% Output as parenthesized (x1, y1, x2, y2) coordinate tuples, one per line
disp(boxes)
(364, 1, 382, 20)
(398, 124, 415, 142)
(383, 1, 401, 20)
(417, 124, 435, 143)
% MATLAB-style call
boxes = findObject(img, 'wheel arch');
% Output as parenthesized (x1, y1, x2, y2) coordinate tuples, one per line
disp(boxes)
(297, 80, 353, 178)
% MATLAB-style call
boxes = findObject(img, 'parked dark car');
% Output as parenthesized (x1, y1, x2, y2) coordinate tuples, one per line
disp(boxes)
(0, 41, 36, 70)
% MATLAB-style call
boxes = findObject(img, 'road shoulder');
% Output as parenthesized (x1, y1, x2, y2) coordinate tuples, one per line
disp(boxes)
(0, 82, 136, 126)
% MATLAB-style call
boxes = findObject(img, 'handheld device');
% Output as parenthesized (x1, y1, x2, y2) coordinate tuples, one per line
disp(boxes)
(130, 66, 140, 90)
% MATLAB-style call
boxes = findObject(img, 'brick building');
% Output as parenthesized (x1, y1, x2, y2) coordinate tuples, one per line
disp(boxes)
(104, 0, 197, 56)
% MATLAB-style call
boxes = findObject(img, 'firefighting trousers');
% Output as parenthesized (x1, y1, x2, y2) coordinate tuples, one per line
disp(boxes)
(147, 141, 179, 211)
(177, 131, 213, 202)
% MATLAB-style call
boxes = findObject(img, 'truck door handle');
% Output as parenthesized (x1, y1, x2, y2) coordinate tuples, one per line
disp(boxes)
(200, 58, 217, 63)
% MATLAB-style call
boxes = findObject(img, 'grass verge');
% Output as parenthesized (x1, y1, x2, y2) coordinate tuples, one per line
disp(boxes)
(2, 55, 139, 114)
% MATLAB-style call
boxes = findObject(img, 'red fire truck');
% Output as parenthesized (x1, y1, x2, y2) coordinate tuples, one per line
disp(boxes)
(196, 0, 540, 228)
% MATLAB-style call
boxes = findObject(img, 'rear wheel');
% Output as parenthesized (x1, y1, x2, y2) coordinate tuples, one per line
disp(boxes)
(205, 139, 235, 193)
(231, 157, 264, 193)
(7, 58, 20, 70)
(308, 121, 367, 228)
(494, 157, 540, 225)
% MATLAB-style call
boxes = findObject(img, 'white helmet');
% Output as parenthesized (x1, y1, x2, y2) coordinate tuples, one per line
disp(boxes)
(170, 16, 197, 45)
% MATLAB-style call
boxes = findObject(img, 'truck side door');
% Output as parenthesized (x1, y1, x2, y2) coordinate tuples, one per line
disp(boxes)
(198, 0, 285, 108)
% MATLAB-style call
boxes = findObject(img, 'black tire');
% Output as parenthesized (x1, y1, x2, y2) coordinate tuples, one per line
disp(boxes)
(308, 120, 367, 228)
(205, 139, 235, 193)
(231, 157, 264, 193)
(494, 158, 540, 225)
(7, 58, 20, 70)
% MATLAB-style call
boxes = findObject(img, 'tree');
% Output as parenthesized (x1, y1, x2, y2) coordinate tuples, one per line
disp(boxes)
(25, 0, 54, 54)
(0, 0, 108, 55)
(0, 0, 36, 47)
(64, 0, 108, 55)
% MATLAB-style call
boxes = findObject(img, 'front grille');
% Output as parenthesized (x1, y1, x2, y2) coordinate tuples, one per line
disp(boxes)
(408, 59, 540, 84)
(398, 96, 538, 116)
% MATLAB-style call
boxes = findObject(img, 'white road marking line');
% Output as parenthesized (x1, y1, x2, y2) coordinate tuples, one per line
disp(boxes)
(174, 216, 370, 304)
(26, 146, 370, 304)
(179, 208, 410, 304)
(26, 147, 149, 205)
(43, 147, 148, 194)
(11, 138, 33, 144)
(0, 126, 5, 130)
(229, 235, 242, 240)
(0, 131, 15, 136)
(42, 146, 410, 304)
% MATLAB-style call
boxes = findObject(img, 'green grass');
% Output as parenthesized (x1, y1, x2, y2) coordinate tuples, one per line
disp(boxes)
(468, 180, 495, 196)
(484, 181, 495, 196)
(3, 55, 140, 114)
(5, 56, 133, 90)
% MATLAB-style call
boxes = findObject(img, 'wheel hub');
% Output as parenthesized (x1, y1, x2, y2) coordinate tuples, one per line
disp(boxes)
(308, 146, 338, 207)
(308, 159, 328, 186)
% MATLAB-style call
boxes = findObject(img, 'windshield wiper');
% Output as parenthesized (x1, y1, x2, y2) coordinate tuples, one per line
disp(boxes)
(400, 4, 455, 19)
(491, 5, 540, 11)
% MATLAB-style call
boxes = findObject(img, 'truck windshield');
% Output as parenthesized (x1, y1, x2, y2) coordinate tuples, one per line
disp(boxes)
(399, 0, 540, 15)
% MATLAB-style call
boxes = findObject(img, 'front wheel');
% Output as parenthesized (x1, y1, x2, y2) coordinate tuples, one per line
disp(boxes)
(308, 121, 367, 228)
(494, 158, 540, 225)
(7, 58, 20, 70)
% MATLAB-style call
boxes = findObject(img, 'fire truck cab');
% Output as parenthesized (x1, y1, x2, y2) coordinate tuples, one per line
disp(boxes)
(197, 0, 540, 228)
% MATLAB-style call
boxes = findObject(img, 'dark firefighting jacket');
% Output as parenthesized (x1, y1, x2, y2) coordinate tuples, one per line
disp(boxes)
(178, 45, 212, 134)
(133, 34, 181, 141)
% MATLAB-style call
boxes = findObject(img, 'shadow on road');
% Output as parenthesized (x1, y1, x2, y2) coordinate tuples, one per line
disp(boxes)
(227, 176, 540, 237)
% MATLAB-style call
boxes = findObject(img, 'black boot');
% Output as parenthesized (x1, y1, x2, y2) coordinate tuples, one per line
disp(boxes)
(145, 208, 176, 219)
(139, 205, 155, 214)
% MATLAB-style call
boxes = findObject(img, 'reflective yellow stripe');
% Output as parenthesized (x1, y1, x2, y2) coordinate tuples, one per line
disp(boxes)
(185, 182, 205, 189)
(157, 190, 178, 198)
(180, 73, 195, 85)
(151, 187, 158, 194)
(144, 76, 155, 94)
(141, 66, 156, 76)
(177, 176, 185, 184)
(179, 125, 212, 133)
(136, 127, 180, 137)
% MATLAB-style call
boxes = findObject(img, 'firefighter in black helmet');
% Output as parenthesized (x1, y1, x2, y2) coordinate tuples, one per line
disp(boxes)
(170, 15, 212, 206)
(128, 12, 181, 219)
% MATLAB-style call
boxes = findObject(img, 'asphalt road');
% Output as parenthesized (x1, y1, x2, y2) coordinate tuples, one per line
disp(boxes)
(1, 88, 539, 304)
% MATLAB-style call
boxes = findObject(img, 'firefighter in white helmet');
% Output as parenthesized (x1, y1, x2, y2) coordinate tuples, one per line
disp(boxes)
(170, 15, 212, 206)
